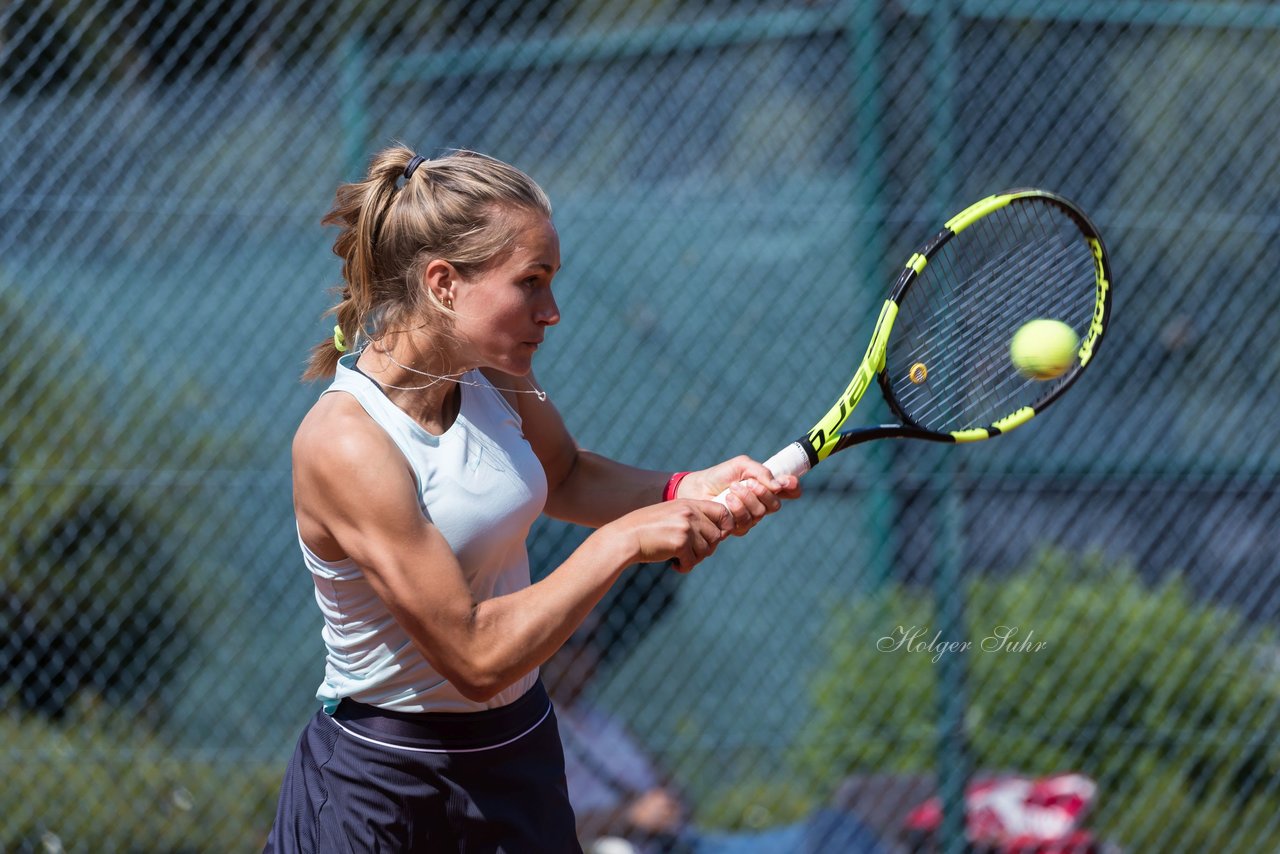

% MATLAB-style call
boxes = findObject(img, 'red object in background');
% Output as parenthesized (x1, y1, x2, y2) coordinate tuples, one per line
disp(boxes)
(904, 773, 1098, 853)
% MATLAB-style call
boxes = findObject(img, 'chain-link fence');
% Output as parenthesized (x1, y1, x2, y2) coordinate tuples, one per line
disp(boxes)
(5, 0, 1280, 850)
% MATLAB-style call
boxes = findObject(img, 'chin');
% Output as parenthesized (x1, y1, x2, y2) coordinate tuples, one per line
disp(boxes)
(484, 343, 538, 376)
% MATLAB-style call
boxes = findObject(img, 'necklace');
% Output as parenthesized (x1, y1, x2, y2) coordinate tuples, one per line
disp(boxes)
(366, 344, 548, 401)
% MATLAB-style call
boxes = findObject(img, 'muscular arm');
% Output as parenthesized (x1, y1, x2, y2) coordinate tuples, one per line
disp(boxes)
(542, 448, 669, 527)
(502, 370, 799, 529)
(505, 373, 667, 525)
(293, 393, 729, 702)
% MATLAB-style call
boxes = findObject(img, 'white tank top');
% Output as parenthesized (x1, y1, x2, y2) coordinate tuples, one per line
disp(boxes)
(301, 353, 548, 713)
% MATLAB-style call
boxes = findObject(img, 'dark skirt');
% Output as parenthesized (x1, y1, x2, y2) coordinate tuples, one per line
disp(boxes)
(264, 681, 581, 853)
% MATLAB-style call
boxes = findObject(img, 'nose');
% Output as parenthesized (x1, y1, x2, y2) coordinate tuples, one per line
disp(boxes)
(537, 289, 560, 327)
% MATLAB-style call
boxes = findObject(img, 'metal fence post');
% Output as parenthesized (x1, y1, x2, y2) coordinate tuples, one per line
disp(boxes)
(926, 4, 973, 851)
(848, 1, 897, 592)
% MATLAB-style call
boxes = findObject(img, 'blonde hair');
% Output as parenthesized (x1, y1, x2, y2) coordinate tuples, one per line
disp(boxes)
(303, 145, 553, 381)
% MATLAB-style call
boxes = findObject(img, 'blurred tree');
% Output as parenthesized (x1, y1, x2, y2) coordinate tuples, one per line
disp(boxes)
(787, 547, 1280, 850)
(4, 487, 188, 719)
(0, 289, 243, 722)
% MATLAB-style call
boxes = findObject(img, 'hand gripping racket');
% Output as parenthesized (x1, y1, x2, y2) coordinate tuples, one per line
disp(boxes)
(724, 188, 1111, 496)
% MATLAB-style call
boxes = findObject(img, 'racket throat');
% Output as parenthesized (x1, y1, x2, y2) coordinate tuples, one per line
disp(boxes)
(830, 424, 950, 452)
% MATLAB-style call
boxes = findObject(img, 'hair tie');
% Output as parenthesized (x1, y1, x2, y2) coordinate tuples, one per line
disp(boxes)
(333, 324, 348, 353)
(403, 155, 426, 180)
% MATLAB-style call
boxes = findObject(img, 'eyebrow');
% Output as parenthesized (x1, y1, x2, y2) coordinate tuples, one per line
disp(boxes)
(526, 262, 561, 274)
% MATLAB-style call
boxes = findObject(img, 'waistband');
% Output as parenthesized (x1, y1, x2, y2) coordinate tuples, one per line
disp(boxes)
(330, 680, 553, 753)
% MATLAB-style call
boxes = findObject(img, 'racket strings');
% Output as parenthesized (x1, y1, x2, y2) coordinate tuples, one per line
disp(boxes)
(887, 201, 1098, 433)
(920, 244, 1087, 426)
(917, 236, 1089, 418)
(925, 218, 1091, 426)
(904, 231, 1076, 350)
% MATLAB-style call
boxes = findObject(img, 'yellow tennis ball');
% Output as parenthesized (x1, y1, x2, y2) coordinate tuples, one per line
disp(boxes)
(1010, 319, 1078, 380)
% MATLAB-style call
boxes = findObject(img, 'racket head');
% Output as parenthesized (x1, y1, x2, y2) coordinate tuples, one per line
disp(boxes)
(877, 189, 1111, 443)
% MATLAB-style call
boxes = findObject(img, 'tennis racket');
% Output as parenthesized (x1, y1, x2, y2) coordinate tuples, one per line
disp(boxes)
(727, 188, 1111, 494)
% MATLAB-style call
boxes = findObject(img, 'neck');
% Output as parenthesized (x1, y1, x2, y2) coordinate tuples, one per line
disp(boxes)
(357, 335, 472, 433)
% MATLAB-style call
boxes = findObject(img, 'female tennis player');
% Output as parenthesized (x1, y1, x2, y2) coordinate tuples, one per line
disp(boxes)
(264, 146, 799, 852)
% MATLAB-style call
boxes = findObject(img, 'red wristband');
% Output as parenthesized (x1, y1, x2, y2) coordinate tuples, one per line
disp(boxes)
(663, 471, 691, 502)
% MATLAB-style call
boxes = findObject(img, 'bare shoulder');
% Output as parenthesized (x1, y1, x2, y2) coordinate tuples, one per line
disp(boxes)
(296, 392, 379, 462)
(292, 392, 433, 566)
(292, 392, 408, 493)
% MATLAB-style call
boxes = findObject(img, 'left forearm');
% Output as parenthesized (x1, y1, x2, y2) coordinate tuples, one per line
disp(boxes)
(544, 450, 671, 527)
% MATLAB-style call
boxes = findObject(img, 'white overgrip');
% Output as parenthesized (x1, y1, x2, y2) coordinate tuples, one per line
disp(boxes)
(711, 441, 813, 506)
(762, 442, 813, 479)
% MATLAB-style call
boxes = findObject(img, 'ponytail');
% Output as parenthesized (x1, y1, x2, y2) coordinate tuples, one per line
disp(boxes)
(303, 147, 410, 381)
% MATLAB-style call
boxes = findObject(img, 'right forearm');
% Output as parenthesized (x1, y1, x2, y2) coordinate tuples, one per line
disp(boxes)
(356, 492, 724, 703)
(443, 526, 636, 700)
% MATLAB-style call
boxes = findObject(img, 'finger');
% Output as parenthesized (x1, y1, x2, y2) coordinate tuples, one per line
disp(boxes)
(777, 474, 803, 498)
(670, 540, 701, 573)
(691, 526, 719, 561)
(751, 475, 786, 507)
(758, 473, 801, 499)
(679, 510, 719, 558)
(732, 458, 783, 492)
(732, 479, 778, 516)
(691, 498, 734, 534)
(722, 487, 754, 530)
(702, 511, 731, 548)
(723, 485, 764, 534)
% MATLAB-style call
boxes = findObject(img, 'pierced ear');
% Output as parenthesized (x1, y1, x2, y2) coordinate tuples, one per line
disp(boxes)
(423, 258, 457, 307)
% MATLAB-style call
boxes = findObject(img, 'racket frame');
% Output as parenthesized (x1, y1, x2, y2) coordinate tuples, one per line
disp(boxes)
(770, 188, 1111, 479)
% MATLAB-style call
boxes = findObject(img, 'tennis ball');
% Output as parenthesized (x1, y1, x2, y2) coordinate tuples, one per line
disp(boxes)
(1010, 319, 1078, 380)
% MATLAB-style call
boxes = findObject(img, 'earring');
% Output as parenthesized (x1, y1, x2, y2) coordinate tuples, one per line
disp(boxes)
(443, 297, 453, 310)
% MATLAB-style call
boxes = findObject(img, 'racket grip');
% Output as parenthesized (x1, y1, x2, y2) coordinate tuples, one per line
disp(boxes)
(761, 441, 813, 480)
(709, 441, 812, 506)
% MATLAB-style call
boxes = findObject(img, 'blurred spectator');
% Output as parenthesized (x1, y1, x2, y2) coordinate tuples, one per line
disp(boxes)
(544, 631, 898, 854)
(544, 632, 693, 854)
